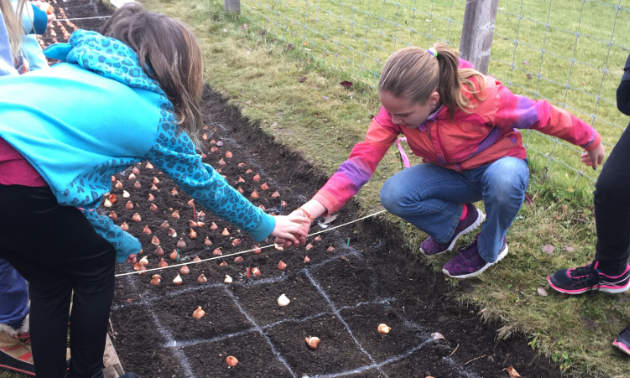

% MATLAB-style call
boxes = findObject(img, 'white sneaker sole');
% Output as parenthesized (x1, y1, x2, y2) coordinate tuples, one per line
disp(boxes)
(419, 209, 485, 256)
(442, 243, 509, 279)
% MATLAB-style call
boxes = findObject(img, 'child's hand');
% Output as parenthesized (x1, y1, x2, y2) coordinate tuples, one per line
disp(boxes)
(274, 209, 312, 248)
(126, 254, 137, 264)
(271, 213, 311, 241)
(581, 143, 606, 170)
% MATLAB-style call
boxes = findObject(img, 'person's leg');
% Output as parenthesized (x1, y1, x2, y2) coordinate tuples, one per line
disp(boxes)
(0, 184, 116, 378)
(548, 126, 630, 294)
(380, 163, 484, 254)
(442, 157, 529, 278)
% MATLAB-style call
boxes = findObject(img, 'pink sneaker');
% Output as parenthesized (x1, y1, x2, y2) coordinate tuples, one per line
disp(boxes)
(419, 204, 485, 256)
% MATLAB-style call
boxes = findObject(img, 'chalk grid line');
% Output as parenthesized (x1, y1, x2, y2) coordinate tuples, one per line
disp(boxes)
(114, 240, 483, 378)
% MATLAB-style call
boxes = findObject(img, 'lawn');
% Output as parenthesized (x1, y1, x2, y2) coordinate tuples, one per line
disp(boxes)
(141, 0, 630, 376)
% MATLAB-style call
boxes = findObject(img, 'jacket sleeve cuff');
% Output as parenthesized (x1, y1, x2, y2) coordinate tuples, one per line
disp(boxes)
(247, 212, 276, 242)
(312, 192, 335, 216)
(584, 133, 602, 152)
(31, 4, 48, 35)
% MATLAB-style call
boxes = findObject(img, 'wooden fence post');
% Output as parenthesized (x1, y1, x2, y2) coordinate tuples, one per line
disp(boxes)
(459, 0, 499, 74)
(225, 0, 240, 14)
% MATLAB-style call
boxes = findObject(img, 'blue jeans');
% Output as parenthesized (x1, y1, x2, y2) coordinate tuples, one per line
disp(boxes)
(380, 157, 529, 263)
(0, 258, 29, 330)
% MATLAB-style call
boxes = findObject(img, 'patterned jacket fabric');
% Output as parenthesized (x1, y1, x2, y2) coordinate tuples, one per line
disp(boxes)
(313, 59, 602, 215)
(0, 30, 275, 262)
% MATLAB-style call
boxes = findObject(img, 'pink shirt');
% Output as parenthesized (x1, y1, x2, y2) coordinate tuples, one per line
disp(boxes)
(0, 137, 47, 187)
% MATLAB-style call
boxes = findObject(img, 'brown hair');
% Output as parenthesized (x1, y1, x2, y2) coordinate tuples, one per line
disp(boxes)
(0, 0, 26, 59)
(378, 43, 486, 119)
(102, 4, 204, 143)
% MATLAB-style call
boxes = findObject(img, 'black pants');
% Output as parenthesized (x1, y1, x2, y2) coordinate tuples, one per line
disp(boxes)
(594, 125, 630, 271)
(0, 184, 115, 378)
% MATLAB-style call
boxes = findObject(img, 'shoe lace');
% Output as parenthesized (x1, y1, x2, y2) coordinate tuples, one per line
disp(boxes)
(569, 264, 600, 290)
(16, 332, 30, 345)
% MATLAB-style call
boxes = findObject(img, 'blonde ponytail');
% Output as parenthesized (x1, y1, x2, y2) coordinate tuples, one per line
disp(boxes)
(0, 0, 26, 60)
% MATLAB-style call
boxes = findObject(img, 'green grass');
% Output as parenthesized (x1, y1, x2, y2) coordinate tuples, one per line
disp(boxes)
(139, 0, 630, 376)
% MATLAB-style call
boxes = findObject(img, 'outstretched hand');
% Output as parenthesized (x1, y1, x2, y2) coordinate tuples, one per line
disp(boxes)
(581, 143, 606, 170)
(274, 209, 312, 249)
(270, 212, 311, 242)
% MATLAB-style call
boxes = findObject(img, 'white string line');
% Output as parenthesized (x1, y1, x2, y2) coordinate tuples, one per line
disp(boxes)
(55, 16, 112, 21)
(114, 209, 387, 277)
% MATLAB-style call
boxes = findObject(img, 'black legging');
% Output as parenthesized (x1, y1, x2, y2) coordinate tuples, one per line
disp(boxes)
(593, 54, 630, 272)
(0, 184, 115, 378)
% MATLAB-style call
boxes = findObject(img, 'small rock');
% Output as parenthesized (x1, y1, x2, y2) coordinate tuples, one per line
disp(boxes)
(487, 355, 495, 362)
(438, 316, 448, 323)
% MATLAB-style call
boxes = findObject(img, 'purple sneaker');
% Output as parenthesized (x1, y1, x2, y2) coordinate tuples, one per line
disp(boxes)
(419, 204, 485, 256)
(442, 237, 508, 279)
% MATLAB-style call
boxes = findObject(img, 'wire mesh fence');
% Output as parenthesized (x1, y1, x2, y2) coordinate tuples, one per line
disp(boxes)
(239, 0, 630, 188)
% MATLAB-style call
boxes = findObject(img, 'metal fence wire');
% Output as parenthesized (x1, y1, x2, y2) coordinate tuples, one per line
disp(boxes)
(240, 0, 630, 188)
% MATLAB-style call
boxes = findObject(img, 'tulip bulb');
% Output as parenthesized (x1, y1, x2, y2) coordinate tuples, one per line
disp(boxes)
(180, 265, 190, 275)
(201, 153, 207, 158)
(131, 213, 141, 222)
(198, 211, 206, 218)
(109, 194, 118, 204)
(134, 181, 141, 189)
(153, 177, 160, 184)
(261, 183, 269, 191)
(225, 151, 233, 158)
(238, 162, 246, 167)
(109, 212, 117, 220)
(143, 225, 152, 234)
(148, 193, 155, 201)
(271, 191, 280, 198)
(219, 261, 228, 267)
(170, 250, 178, 260)
(212, 249, 222, 256)
(173, 274, 183, 285)
(305, 336, 320, 350)
(224, 275, 232, 283)
(120, 222, 129, 231)
(132, 167, 140, 175)
(115, 180, 123, 189)
(210, 222, 218, 230)
(258, 205, 266, 211)
(377, 324, 391, 335)
(305, 243, 313, 250)
(188, 199, 195, 207)
(196, 221, 205, 227)
(252, 267, 261, 276)
(189, 220, 198, 227)
(222, 228, 230, 236)
(238, 177, 245, 182)
(154, 246, 164, 256)
(253, 246, 261, 254)
(218, 159, 226, 166)
(161, 221, 169, 229)
(314, 235, 322, 242)
(245, 169, 253, 174)
(150, 275, 161, 285)
(277, 294, 290, 307)
(139, 256, 149, 266)
(204, 237, 212, 246)
(192, 306, 205, 319)
(171, 210, 180, 219)
(251, 190, 260, 199)
(253, 174, 261, 181)
(125, 201, 134, 210)
(177, 239, 186, 248)
(210, 146, 219, 153)
(278, 261, 287, 270)
(150, 204, 158, 211)
(129, 173, 136, 180)
(197, 274, 207, 283)
(158, 258, 168, 268)
(193, 256, 202, 263)
(282, 201, 288, 207)
(225, 356, 238, 367)
(168, 228, 177, 238)
(431, 332, 445, 340)
(189, 229, 197, 239)
(146, 162, 154, 169)
(104, 198, 113, 208)
(151, 184, 158, 191)
(327, 246, 335, 252)
(202, 133, 208, 140)
(237, 187, 244, 194)
(234, 256, 243, 263)
(111, 175, 116, 183)
(231, 239, 241, 247)
(304, 255, 310, 263)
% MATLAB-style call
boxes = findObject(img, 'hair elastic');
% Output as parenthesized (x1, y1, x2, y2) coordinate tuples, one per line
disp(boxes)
(427, 47, 438, 58)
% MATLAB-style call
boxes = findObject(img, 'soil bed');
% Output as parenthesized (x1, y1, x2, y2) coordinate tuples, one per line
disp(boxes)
(48, 2, 569, 377)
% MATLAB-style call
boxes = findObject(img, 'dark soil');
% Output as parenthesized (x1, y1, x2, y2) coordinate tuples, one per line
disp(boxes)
(49, 2, 570, 378)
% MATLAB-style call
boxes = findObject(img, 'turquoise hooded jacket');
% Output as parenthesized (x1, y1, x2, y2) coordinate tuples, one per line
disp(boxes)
(0, 30, 275, 262)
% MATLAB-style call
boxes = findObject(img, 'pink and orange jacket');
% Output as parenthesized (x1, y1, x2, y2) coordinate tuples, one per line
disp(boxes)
(313, 60, 602, 215)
